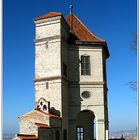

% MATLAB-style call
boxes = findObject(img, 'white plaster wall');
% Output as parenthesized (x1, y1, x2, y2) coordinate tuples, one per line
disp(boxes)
(68, 46, 106, 140)
(34, 80, 62, 116)
(79, 48, 103, 82)
(68, 47, 103, 82)
(80, 86, 104, 107)
(35, 17, 61, 39)
(35, 40, 61, 79)
(34, 16, 66, 118)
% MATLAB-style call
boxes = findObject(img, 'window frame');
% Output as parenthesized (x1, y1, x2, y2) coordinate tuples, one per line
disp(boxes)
(46, 41, 48, 49)
(81, 55, 91, 75)
(46, 82, 49, 89)
(76, 127, 84, 140)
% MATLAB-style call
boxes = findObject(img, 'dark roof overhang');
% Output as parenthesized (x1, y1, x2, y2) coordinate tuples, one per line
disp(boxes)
(73, 40, 110, 59)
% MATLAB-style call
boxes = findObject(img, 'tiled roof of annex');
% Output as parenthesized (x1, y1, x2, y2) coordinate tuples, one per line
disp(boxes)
(17, 134, 38, 140)
(19, 109, 61, 119)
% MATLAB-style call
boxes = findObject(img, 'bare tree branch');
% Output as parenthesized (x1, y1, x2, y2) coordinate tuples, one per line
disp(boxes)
(130, 32, 137, 53)
(128, 81, 137, 92)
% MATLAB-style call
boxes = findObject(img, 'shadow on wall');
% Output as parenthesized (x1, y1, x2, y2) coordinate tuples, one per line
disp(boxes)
(50, 107, 60, 117)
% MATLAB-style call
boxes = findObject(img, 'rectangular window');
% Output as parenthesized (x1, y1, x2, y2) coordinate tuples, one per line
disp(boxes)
(46, 82, 49, 89)
(77, 127, 84, 140)
(63, 63, 67, 77)
(46, 41, 48, 49)
(81, 55, 90, 75)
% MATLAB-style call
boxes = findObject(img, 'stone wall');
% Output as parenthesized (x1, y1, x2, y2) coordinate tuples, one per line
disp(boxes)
(38, 127, 62, 140)
(19, 110, 49, 136)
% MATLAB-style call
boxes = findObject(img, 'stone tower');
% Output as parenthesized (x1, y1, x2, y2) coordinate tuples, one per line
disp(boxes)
(14, 11, 109, 140)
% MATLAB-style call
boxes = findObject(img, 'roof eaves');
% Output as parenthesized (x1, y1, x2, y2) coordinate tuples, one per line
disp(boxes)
(75, 40, 106, 45)
(74, 40, 110, 58)
(17, 134, 38, 140)
(35, 123, 51, 129)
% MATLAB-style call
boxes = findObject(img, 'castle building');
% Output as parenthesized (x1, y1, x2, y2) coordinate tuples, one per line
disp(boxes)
(13, 11, 110, 140)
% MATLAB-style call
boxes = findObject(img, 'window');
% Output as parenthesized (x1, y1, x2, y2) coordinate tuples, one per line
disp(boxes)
(46, 82, 49, 89)
(77, 127, 84, 140)
(43, 105, 47, 111)
(63, 63, 67, 77)
(46, 41, 48, 49)
(37, 105, 40, 110)
(81, 91, 91, 99)
(81, 55, 90, 75)
(40, 101, 43, 105)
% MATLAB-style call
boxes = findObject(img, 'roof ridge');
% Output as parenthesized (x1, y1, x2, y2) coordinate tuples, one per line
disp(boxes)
(19, 110, 34, 118)
(35, 109, 61, 118)
(71, 14, 105, 42)
(34, 11, 62, 21)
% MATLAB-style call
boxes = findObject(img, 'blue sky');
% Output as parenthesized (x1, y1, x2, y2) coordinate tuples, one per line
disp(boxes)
(3, 0, 137, 134)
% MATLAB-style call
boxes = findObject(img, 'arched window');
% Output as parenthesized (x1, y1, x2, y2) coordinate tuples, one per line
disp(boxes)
(37, 105, 40, 110)
(43, 105, 47, 111)
(76, 111, 95, 140)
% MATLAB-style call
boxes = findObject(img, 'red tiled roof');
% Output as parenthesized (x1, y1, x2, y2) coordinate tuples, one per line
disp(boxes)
(66, 13, 105, 42)
(35, 123, 51, 128)
(35, 109, 61, 118)
(20, 109, 61, 120)
(34, 12, 62, 21)
(17, 134, 38, 140)
(20, 110, 47, 120)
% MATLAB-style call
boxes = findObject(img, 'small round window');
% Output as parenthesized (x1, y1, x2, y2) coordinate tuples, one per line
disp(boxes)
(81, 91, 91, 98)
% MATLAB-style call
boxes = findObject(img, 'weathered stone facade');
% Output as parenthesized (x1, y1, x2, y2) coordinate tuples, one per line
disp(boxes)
(13, 11, 109, 140)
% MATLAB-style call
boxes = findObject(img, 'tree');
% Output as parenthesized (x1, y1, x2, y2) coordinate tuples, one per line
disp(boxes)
(128, 32, 137, 92)
(130, 32, 137, 53)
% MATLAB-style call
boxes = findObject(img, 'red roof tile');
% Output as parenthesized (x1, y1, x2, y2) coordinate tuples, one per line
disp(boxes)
(20, 109, 61, 120)
(35, 109, 61, 118)
(34, 12, 62, 21)
(20, 110, 48, 120)
(35, 123, 51, 128)
(66, 13, 105, 42)
(17, 134, 38, 140)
